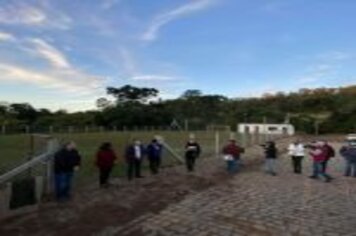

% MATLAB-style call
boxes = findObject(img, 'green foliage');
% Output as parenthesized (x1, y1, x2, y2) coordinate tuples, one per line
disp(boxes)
(0, 85, 355, 134)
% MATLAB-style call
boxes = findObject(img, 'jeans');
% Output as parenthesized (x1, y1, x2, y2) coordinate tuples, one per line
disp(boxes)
(344, 160, 356, 177)
(99, 167, 113, 186)
(226, 159, 238, 174)
(265, 159, 277, 174)
(312, 161, 331, 180)
(321, 159, 329, 173)
(55, 172, 73, 201)
(292, 156, 303, 173)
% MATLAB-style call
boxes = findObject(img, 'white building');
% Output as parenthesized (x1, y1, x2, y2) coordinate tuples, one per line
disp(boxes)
(238, 123, 295, 136)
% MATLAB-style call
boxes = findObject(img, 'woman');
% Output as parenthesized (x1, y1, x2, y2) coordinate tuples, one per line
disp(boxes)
(96, 142, 117, 188)
(222, 139, 244, 174)
(288, 140, 305, 174)
(262, 141, 278, 176)
(185, 137, 201, 172)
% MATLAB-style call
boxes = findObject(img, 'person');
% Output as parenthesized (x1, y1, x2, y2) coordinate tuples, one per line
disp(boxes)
(288, 140, 305, 174)
(222, 139, 244, 174)
(125, 139, 145, 180)
(147, 139, 163, 175)
(309, 141, 332, 182)
(95, 142, 117, 188)
(185, 137, 201, 172)
(339, 140, 356, 177)
(54, 141, 81, 201)
(321, 141, 335, 173)
(262, 141, 278, 176)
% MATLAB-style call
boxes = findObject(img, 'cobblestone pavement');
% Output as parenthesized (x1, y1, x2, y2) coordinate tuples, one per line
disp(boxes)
(1, 139, 355, 236)
(133, 143, 356, 236)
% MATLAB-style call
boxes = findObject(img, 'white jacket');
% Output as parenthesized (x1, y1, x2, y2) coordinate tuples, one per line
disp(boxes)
(288, 143, 305, 157)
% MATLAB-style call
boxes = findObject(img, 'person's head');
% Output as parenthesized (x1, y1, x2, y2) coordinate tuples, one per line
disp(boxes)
(188, 135, 195, 143)
(64, 141, 76, 151)
(100, 142, 112, 151)
(316, 141, 324, 147)
(229, 139, 236, 145)
(268, 141, 275, 148)
(134, 139, 141, 146)
(151, 139, 158, 144)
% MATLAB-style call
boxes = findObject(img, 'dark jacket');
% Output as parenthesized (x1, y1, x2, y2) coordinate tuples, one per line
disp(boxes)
(263, 144, 278, 159)
(323, 144, 335, 160)
(340, 146, 356, 163)
(185, 142, 201, 158)
(125, 145, 146, 162)
(222, 144, 244, 160)
(96, 150, 117, 169)
(147, 143, 163, 160)
(54, 149, 81, 174)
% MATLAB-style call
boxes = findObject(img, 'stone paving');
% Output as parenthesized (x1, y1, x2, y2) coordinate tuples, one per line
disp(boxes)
(97, 142, 356, 236)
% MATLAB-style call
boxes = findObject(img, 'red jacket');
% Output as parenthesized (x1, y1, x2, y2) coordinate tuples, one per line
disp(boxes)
(223, 144, 243, 160)
(96, 150, 117, 168)
(310, 148, 327, 162)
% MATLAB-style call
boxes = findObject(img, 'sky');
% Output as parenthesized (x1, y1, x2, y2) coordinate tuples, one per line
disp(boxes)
(0, 0, 355, 111)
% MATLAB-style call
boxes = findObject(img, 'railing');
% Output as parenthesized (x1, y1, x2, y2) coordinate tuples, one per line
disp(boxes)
(0, 138, 59, 219)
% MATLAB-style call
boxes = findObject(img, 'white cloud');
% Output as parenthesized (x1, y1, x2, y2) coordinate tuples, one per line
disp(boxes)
(0, 3, 46, 25)
(29, 38, 71, 69)
(142, 0, 217, 42)
(0, 2, 72, 30)
(0, 63, 103, 95)
(0, 31, 16, 42)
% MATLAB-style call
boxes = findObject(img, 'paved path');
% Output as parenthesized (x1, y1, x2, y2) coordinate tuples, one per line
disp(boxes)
(133, 144, 356, 236)
(1, 139, 356, 236)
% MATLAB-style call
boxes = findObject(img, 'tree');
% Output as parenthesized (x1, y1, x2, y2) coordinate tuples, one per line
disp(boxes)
(107, 85, 159, 104)
(180, 90, 202, 99)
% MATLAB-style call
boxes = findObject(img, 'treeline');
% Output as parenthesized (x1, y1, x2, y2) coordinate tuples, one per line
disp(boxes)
(1, 85, 356, 134)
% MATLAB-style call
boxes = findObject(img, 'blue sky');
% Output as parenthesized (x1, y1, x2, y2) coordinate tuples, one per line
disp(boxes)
(0, 0, 355, 111)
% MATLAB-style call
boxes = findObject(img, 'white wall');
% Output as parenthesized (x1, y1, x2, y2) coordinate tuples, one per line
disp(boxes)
(238, 123, 295, 135)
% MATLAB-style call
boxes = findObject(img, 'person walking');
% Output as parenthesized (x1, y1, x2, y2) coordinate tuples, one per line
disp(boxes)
(288, 140, 305, 174)
(340, 141, 356, 177)
(125, 139, 145, 181)
(95, 142, 117, 188)
(222, 139, 244, 174)
(321, 141, 335, 173)
(147, 139, 163, 175)
(185, 137, 201, 172)
(309, 141, 332, 182)
(262, 141, 278, 176)
(54, 141, 81, 201)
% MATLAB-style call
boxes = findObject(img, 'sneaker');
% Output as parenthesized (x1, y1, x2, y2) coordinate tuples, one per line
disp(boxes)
(309, 175, 317, 179)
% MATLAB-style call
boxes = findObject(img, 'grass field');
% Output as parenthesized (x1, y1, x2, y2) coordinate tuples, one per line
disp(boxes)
(0, 131, 237, 183)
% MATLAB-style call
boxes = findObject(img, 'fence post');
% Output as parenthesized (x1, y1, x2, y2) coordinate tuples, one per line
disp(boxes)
(215, 132, 220, 159)
(45, 139, 58, 196)
(1, 125, 6, 135)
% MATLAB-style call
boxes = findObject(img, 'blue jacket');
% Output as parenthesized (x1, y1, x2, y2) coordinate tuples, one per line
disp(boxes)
(147, 143, 163, 159)
(125, 145, 146, 162)
(340, 146, 356, 163)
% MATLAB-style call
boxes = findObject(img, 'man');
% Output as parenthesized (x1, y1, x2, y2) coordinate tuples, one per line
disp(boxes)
(54, 141, 81, 201)
(185, 137, 201, 172)
(125, 139, 145, 180)
(309, 141, 332, 182)
(222, 139, 244, 174)
(147, 139, 163, 175)
(321, 141, 335, 173)
(288, 140, 305, 174)
(340, 140, 356, 177)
